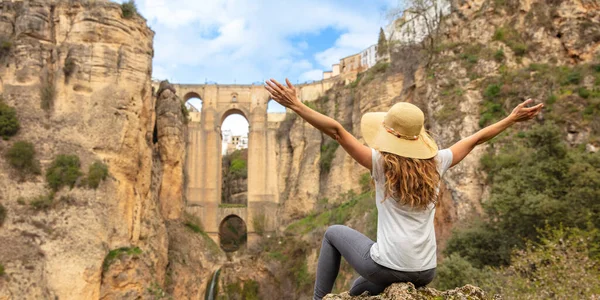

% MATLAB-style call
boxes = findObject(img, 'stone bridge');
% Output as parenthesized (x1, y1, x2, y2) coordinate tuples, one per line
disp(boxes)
(172, 79, 337, 249)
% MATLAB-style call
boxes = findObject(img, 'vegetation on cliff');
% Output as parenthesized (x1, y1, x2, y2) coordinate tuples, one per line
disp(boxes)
(0, 100, 19, 139)
(4, 141, 41, 178)
(221, 149, 248, 204)
(83, 161, 109, 189)
(46, 154, 82, 191)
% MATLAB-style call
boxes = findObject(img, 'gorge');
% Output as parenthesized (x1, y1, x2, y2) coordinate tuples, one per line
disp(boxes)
(0, 0, 598, 299)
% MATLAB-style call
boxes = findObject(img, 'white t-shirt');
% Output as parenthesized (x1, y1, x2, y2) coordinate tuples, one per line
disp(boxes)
(369, 148, 453, 271)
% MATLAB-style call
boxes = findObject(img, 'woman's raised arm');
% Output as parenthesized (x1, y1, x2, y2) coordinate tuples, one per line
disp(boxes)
(265, 78, 372, 171)
(448, 99, 544, 168)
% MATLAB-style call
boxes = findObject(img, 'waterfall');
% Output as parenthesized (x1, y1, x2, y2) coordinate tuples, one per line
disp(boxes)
(204, 268, 221, 300)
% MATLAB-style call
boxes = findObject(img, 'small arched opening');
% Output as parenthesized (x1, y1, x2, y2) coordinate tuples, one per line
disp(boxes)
(184, 92, 203, 113)
(218, 215, 247, 252)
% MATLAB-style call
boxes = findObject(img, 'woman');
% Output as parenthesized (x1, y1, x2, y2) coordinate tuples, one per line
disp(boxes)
(265, 78, 543, 299)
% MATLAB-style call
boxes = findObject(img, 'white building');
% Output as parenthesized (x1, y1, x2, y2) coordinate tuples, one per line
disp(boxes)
(221, 129, 248, 155)
(385, 0, 452, 45)
(361, 44, 378, 69)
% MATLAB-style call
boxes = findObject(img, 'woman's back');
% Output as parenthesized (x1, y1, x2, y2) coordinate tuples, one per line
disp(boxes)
(369, 148, 453, 271)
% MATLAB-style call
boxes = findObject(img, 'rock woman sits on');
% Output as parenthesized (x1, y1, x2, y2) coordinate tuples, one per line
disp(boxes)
(265, 78, 543, 299)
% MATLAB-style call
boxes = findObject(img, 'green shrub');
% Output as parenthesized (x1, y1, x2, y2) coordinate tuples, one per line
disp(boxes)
(511, 43, 528, 56)
(86, 161, 108, 189)
(0, 101, 20, 139)
(492, 27, 506, 41)
(447, 123, 600, 268)
(319, 140, 339, 174)
(494, 49, 505, 62)
(0, 203, 6, 227)
(180, 102, 189, 124)
(432, 253, 494, 290)
(483, 227, 600, 298)
(0, 36, 11, 60)
(563, 70, 581, 85)
(371, 61, 389, 74)
(0, 263, 4, 276)
(577, 87, 591, 98)
(242, 279, 260, 300)
(103, 247, 142, 271)
(121, 0, 138, 19)
(30, 194, 54, 210)
(40, 80, 56, 111)
(547, 93, 558, 104)
(46, 154, 82, 191)
(492, 26, 528, 56)
(483, 84, 501, 99)
(63, 56, 76, 78)
(4, 141, 41, 176)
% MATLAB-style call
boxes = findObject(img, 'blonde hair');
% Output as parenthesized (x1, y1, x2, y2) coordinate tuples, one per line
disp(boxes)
(380, 151, 440, 210)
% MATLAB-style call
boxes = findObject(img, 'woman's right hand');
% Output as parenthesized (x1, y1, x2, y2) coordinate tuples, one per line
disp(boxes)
(508, 98, 544, 123)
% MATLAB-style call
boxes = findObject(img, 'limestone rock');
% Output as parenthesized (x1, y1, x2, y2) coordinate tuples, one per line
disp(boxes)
(156, 80, 186, 220)
(323, 282, 497, 300)
(164, 222, 225, 299)
(0, 1, 167, 299)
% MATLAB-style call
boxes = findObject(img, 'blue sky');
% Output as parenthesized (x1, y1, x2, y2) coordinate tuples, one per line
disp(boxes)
(114, 0, 400, 134)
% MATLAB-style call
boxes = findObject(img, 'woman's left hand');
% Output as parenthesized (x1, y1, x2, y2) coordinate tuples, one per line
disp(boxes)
(265, 78, 301, 111)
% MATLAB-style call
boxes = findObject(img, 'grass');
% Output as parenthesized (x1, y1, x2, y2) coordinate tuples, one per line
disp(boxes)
(0, 263, 4, 276)
(102, 247, 142, 271)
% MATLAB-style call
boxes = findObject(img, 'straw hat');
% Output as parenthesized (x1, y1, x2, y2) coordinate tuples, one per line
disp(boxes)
(361, 102, 438, 159)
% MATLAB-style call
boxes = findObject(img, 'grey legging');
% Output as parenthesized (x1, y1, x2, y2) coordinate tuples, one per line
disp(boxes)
(313, 225, 436, 300)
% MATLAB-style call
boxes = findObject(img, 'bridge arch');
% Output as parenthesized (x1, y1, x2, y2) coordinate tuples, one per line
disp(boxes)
(219, 107, 250, 125)
(183, 91, 203, 102)
(218, 214, 247, 252)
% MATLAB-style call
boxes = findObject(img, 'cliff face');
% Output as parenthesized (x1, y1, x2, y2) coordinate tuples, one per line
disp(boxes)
(0, 1, 171, 299)
(276, 0, 599, 226)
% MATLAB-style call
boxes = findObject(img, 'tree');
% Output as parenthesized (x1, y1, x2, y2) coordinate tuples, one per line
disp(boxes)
(377, 27, 388, 59)
(387, 0, 449, 65)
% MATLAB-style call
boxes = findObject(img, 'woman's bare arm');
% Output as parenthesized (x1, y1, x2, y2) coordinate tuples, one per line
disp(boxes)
(449, 99, 544, 167)
(265, 78, 372, 171)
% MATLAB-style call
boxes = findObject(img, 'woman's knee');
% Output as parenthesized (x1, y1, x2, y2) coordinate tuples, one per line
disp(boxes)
(324, 224, 346, 241)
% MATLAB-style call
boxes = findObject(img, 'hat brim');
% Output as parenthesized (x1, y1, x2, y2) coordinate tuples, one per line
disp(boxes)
(360, 112, 438, 159)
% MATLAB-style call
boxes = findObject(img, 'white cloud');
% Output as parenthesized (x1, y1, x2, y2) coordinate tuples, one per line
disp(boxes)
(123, 0, 395, 84)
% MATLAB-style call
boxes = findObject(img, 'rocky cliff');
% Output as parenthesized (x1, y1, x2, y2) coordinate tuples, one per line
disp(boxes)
(276, 0, 599, 230)
(0, 1, 223, 299)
